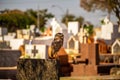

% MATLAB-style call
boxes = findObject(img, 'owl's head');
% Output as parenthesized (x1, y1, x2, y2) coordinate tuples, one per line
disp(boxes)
(54, 33, 64, 41)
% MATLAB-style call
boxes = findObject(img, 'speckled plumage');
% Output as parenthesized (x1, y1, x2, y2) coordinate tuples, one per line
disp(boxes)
(51, 33, 64, 58)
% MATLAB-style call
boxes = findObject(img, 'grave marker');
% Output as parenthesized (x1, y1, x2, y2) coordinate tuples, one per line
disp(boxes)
(68, 21, 79, 35)
(112, 39, 120, 54)
(50, 18, 62, 37)
(25, 44, 48, 59)
(36, 45, 48, 59)
(10, 39, 24, 50)
(101, 16, 113, 40)
(67, 35, 80, 54)
(32, 46, 38, 57)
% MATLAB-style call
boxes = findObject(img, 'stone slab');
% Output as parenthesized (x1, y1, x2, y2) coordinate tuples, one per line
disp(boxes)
(0, 50, 21, 67)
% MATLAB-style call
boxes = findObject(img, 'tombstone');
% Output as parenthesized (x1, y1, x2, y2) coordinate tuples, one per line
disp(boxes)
(10, 39, 24, 50)
(68, 21, 79, 35)
(22, 29, 30, 39)
(112, 39, 120, 54)
(4, 35, 15, 42)
(3, 35, 15, 48)
(8, 32, 16, 38)
(36, 45, 48, 59)
(50, 18, 62, 38)
(57, 47, 73, 76)
(16, 30, 23, 39)
(97, 39, 108, 54)
(25, 44, 34, 57)
(3, 32, 16, 45)
(94, 27, 101, 39)
(0, 41, 10, 49)
(24, 37, 53, 46)
(62, 29, 68, 48)
(78, 27, 88, 43)
(71, 43, 100, 76)
(101, 16, 113, 40)
(0, 50, 21, 80)
(0, 27, 8, 36)
(29, 25, 40, 39)
(25, 44, 48, 59)
(67, 35, 79, 54)
(60, 23, 68, 48)
(112, 39, 120, 64)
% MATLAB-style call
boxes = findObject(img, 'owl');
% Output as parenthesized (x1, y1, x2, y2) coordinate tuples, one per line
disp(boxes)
(50, 33, 64, 58)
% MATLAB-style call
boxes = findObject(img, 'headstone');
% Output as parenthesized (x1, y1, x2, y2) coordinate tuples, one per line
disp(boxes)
(29, 25, 36, 39)
(24, 37, 53, 46)
(0, 41, 10, 49)
(78, 27, 88, 43)
(95, 27, 101, 39)
(0, 50, 21, 67)
(81, 43, 100, 65)
(112, 39, 120, 54)
(22, 29, 30, 39)
(50, 18, 62, 37)
(101, 16, 113, 40)
(97, 39, 108, 54)
(4, 35, 15, 48)
(32, 46, 38, 57)
(71, 43, 100, 76)
(0, 27, 8, 36)
(57, 47, 73, 76)
(101, 24, 120, 45)
(68, 21, 79, 35)
(22, 29, 29, 35)
(60, 24, 68, 48)
(68, 36, 75, 49)
(16, 30, 22, 39)
(8, 32, 16, 37)
(10, 39, 24, 50)
(25, 44, 48, 59)
(67, 36, 79, 53)
(36, 45, 48, 59)
(4, 35, 15, 42)
(0, 50, 21, 80)
(25, 44, 34, 57)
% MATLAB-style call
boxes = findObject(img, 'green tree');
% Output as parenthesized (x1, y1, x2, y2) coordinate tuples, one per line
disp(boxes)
(83, 23, 94, 37)
(61, 14, 76, 26)
(75, 16, 85, 26)
(0, 9, 54, 32)
(80, 0, 120, 25)
(25, 9, 54, 32)
(61, 14, 85, 27)
(0, 9, 35, 32)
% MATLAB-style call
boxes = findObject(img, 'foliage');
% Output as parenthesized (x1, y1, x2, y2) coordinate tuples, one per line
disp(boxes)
(83, 23, 94, 37)
(61, 14, 85, 26)
(25, 9, 54, 32)
(75, 16, 85, 26)
(0, 9, 54, 32)
(0, 9, 35, 32)
(61, 14, 76, 26)
(100, 19, 105, 25)
(80, 0, 120, 24)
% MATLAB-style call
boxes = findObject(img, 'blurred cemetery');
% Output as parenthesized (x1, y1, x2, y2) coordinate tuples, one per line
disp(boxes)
(0, 0, 120, 80)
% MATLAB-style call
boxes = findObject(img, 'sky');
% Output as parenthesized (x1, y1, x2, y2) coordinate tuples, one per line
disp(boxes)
(0, 0, 118, 26)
